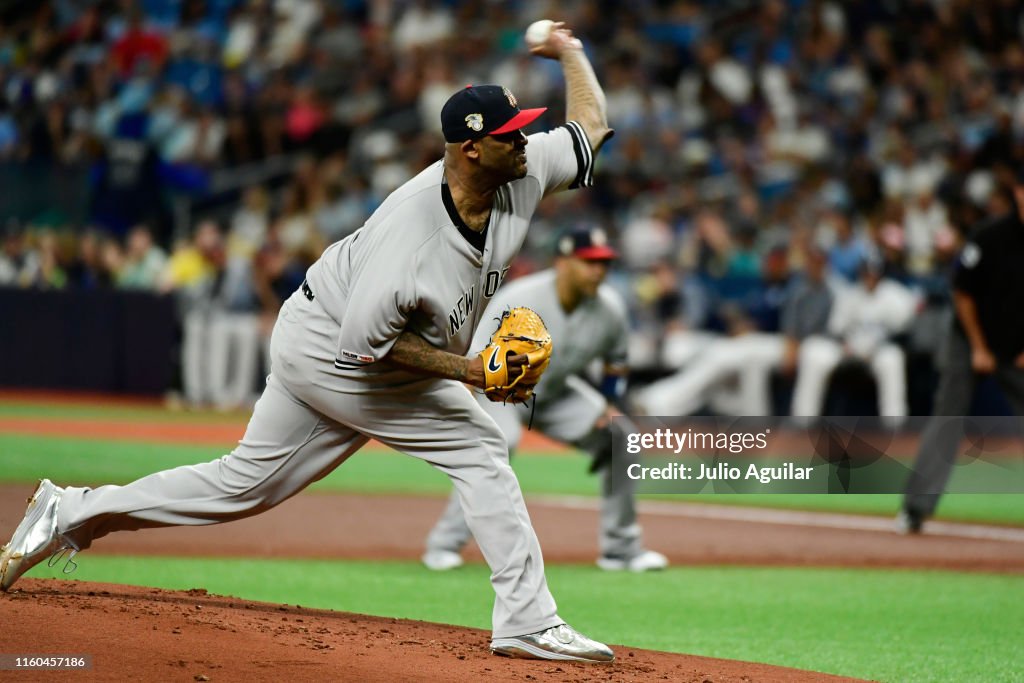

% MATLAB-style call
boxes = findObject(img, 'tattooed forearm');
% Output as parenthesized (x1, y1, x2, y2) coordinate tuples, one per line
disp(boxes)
(561, 48, 612, 152)
(384, 331, 475, 383)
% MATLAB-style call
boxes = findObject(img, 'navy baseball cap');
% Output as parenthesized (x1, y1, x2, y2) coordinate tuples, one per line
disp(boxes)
(441, 85, 547, 143)
(556, 227, 618, 260)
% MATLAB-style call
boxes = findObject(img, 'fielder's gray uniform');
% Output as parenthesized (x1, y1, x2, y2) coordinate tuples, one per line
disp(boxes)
(426, 269, 644, 560)
(53, 122, 596, 639)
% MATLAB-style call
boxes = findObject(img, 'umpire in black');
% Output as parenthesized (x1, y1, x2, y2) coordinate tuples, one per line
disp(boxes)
(899, 171, 1024, 533)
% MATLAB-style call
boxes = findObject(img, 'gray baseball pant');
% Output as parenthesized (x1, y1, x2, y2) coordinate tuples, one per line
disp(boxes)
(55, 289, 562, 639)
(904, 328, 1024, 515)
(426, 376, 643, 560)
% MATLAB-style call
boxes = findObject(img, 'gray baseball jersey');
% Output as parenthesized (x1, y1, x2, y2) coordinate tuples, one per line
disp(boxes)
(53, 121, 598, 640)
(305, 122, 596, 389)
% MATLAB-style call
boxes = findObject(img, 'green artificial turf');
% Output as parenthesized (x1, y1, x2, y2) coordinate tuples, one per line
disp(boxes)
(2, 433, 1022, 525)
(23, 557, 1024, 683)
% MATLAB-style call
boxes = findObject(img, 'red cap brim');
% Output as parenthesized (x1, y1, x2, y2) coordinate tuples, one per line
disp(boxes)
(489, 107, 547, 135)
(573, 246, 618, 260)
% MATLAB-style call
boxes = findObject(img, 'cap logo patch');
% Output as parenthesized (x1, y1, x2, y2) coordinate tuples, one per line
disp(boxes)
(558, 236, 573, 255)
(465, 113, 484, 132)
(502, 87, 518, 108)
(591, 229, 608, 246)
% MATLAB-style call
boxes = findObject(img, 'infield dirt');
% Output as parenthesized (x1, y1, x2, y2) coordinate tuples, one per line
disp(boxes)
(2, 579, 869, 682)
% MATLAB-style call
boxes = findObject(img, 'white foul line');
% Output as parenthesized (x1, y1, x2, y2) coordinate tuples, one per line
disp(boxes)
(530, 495, 1024, 544)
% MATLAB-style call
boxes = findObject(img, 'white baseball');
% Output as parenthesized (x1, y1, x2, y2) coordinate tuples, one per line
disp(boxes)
(524, 19, 555, 47)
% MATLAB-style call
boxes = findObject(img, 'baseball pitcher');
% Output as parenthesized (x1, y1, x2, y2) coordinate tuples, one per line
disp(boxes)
(1, 22, 616, 663)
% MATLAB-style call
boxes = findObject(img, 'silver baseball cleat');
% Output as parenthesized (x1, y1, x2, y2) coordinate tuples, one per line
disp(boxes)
(0, 479, 76, 592)
(490, 623, 614, 662)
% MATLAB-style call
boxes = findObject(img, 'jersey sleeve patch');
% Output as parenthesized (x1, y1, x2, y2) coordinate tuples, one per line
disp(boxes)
(337, 349, 376, 367)
(563, 121, 594, 189)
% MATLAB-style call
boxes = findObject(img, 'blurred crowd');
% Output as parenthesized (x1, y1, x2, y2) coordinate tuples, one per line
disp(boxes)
(1, 0, 1023, 412)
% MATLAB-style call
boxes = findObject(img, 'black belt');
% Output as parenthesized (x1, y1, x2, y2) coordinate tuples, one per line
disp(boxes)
(301, 279, 315, 301)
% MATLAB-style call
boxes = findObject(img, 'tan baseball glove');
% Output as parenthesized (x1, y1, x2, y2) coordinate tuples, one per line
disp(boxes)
(478, 307, 553, 403)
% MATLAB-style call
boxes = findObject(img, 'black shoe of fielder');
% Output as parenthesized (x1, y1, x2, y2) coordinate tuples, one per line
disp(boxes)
(895, 507, 925, 535)
(0, 480, 76, 591)
(491, 623, 614, 662)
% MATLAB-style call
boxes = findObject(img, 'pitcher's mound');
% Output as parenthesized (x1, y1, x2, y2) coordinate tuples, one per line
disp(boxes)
(1, 579, 866, 682)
